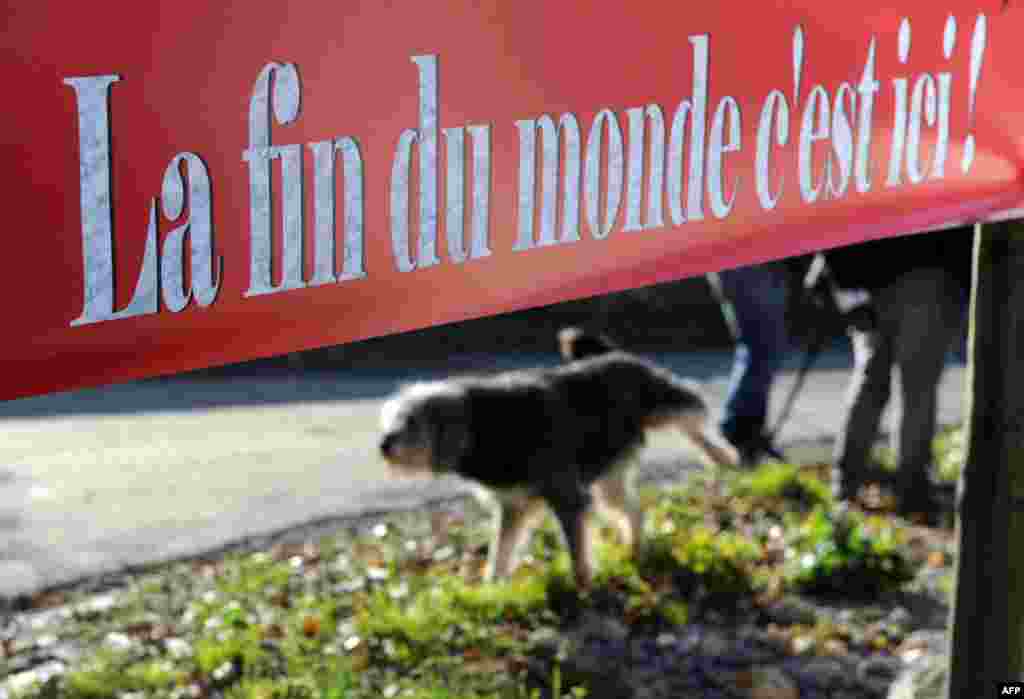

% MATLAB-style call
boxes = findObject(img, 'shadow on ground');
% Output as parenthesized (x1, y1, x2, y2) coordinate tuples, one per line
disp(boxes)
(0, 343, 865, 421)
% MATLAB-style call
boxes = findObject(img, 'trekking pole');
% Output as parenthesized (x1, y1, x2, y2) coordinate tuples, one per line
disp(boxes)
(768, 255, 845, 443)
(768, 325, 828, 443)
(704, 271, 740, 343)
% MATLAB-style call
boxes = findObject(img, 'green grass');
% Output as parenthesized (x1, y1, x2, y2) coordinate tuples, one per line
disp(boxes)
(933, 425, 966, 484)
(783, 506, 916, 598)
(3, 460, 939, 699)
(729, 462, 832, 510)
(873, 424, 965, 484)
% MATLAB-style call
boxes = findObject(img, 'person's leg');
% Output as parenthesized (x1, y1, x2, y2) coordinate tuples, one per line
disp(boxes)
(717, 262, 790, 462)
(832, 311, 895, 501)
(890, 268, 962, 516)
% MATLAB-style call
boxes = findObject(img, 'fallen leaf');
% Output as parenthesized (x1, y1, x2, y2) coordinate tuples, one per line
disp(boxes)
(269, 589, 291, 609)
(755, 579, 784, 606)
(270, 542, 321, 565)
(430, 511, 450, 535)
(31, 591, 66, 609)
(348, 642, 370, 671)
(401, 557, 434, 575)
(823, 638, 848, 656)
(183, 673, 209, 698)
(750, 687, 799, 699)
(508, 655, 529, 673)
(301, 542, 321, 565)
(860, 484, 888, 510)
(261, 624, 286, 640)
(790, 635, 815, 655)
(432, 546, 456, 562)
(150, 624, 173, 642)
(900, 647, 926, 663)
(302, 616, 322, 638)
(366, 566, 391, 581)
(733, 670, 755, 689)
(496, 624, 529, 642)
(462, 658, 510, 674)
(124, 621, 155, 639)
(353, 542, 385, 563)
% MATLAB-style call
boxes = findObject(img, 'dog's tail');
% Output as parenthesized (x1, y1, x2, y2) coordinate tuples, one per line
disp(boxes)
(558, 327, 618, 362)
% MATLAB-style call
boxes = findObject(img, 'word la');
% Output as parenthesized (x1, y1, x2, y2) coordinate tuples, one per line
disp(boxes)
(65, 75, 221, 326)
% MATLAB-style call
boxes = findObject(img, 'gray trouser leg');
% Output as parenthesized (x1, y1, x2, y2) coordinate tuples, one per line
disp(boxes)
(833, 324, 893, 498)
(888, 268, 962, 498)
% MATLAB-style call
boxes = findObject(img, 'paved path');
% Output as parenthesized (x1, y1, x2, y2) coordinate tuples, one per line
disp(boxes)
(0, 347, 967, 598)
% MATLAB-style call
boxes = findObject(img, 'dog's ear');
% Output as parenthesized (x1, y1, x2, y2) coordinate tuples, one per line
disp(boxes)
(428, 394, 472, 472)
(558, 327, 617, 362)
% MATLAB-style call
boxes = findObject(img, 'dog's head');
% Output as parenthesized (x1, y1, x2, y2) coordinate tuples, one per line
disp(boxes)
(558, 327, 618, 362)
(379, 382, 472, 477)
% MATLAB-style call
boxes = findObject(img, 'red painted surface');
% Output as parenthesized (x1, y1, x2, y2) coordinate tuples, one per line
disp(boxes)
(0, 1, 1020, 400)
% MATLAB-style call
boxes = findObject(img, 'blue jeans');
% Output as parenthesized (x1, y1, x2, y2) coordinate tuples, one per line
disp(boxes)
(716, 262, 791, 443)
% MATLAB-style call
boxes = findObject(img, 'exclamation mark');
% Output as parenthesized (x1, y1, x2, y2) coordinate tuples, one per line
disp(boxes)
(944, 16, 957, 62)
(793, 25, 805, 105)
(962, 13, 988, 173)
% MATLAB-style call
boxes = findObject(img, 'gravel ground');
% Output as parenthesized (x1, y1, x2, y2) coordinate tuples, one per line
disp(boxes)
(1, 488, 955, 699)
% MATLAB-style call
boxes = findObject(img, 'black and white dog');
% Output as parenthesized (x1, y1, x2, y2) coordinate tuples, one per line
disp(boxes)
(378, 332, 737, 586)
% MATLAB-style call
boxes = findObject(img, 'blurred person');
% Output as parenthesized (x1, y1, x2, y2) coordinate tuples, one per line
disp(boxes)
(710, 259, 810, 466)
(820, 226, 972, 521)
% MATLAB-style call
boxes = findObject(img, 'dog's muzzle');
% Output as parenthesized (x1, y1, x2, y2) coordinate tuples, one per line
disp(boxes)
(379, 433, 398, 461)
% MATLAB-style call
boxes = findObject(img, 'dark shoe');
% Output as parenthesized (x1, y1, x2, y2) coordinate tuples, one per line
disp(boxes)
(832, 476, 863, 504)
(831, 462, 895, 503)
(832, 467, 894, 504)
(721, 417, 785, 468)
(733, 433, 786, 468)
(758, 437, 786, 463)
(896, 485, 955, 527)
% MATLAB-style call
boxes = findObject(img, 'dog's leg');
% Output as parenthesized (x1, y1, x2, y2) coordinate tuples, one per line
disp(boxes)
(499, 498, 547, 578)
(486, 497, 543, 581)
(544, 484, 595, 587)
(594, 464, 644, 553)
(677, 413, 740, 468)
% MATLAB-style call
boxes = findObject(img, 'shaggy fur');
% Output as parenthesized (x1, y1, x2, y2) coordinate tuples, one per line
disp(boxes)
(379, 349, 738, 586)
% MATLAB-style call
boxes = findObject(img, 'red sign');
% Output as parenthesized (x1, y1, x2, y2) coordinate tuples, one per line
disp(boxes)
(1, 1, 1020, 400)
